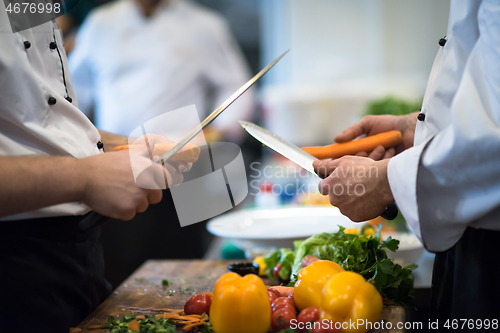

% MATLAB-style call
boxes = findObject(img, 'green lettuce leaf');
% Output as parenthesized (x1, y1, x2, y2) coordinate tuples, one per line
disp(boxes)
(263, 248, 295, 280)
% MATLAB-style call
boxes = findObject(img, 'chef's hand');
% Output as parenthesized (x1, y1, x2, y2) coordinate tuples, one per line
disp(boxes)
(80, 144, 185, 221)
(335, 112, 419, 158)
(132, 134, 193, 174)
(313, 156, 394, 222)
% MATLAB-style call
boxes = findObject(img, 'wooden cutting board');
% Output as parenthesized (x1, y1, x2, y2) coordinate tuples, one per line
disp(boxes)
(75, 260, 406, 333)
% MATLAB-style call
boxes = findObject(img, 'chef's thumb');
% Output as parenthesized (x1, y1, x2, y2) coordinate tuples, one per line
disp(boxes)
(129, 140, 154, 158)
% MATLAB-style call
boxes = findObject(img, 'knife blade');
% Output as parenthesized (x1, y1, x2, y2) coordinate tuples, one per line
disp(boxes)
(239, 120, 319, 176)
(159, 50, 289, 164)
(79, 51, 289, 232)
(239, 120, 399, 220)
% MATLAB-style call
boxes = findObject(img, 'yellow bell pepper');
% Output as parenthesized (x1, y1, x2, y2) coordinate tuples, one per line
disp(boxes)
(210, 272, 271, 333)
(320, 271, 383, 333)
(344, 228, 360, 235)
(253, 256, 266, 276)
(293, 260, 344, 311)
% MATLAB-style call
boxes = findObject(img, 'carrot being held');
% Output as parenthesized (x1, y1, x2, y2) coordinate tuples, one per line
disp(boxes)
(302, 130, 403, 160)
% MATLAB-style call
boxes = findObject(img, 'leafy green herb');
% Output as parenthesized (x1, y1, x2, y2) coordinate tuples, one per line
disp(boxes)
(202, 322, 214, 333)
(364, 96, 422, 116)
(161, 279, 169, 286)
(101, 314, 176, 333)
(167, 289, 174, 296)
(263, 248, 295, 280)
(290, 226, 417, 309)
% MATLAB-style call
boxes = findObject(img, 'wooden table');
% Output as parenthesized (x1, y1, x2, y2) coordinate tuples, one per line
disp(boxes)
(76, 260, 406, 333)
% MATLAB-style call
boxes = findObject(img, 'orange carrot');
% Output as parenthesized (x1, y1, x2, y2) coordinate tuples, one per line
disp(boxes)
(181, 314, 204, 320)
(302, 130, 403, 160)
(114, 142, 201, 163)
(128, 320, 140, 332)
(156, 313, 181, 319)
(87, 325, 102, 330)
(183, 320, 207, 331)
(272, 286, 294, 297)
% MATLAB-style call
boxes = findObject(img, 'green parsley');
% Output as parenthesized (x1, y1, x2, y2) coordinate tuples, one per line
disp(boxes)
(288, 226, 417, 309)
(101, 314, 176, 333)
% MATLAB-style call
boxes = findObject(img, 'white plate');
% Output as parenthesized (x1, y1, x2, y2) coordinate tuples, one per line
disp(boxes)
(207, 206, 365, 256)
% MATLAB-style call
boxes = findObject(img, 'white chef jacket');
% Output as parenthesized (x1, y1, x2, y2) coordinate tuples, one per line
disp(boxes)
(68, 0, 254, 139)
(0, 4, 101, 220)
(388, 0, 500, 252)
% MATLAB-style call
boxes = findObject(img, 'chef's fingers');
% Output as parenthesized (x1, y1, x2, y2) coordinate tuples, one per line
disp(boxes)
(176, 161, 192, 173)
(334, 116, 376, 143)
(136, 197, 149, 213)
(367, 145, 385, 161)
(317, 169, 340, 195)
(148, 189, 163, 205)
(313, 159, 341, 177)
(355, 151, 368, 157)
(164, 160, 192, 173)
(383, 147, 396, 159)
(132, 134, 173, 146)
(163, 162, 184, 188)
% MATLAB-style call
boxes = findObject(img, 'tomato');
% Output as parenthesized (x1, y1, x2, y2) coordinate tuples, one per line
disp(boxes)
(271, 308, 296, 332)
(267, 290, 278, 304)
(184, 293, 211, 315)
(310, 320, 341, 333)
(267, 287, 281, 299)
(297, 307, 319, 325)
(273, 263, 282, 280)
(271, 297, 295, 312)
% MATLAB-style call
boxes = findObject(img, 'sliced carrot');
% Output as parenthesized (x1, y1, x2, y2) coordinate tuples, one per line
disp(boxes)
(114, 142, 201, 163)
(156, 313, 181, 319)
(87, 325, 102, 330)
(302, 130, 403, 160)
(271, 286, 294, 297)
(128, 320, 140, 332)
(135, 315, 145, 320)
(183, 321, 207, 331)
(176, 317, 203, 323)
(181, 314, 204, 319)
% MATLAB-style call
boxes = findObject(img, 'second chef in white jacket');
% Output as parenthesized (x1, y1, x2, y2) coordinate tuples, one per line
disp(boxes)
(68, 0, 254, 141)
(315, 0, 500, 320)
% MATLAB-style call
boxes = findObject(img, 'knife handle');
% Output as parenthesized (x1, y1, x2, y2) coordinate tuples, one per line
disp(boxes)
(316, 172, 399, 220)
(79, 212, 111, 232)
(380, 202, 398, 220)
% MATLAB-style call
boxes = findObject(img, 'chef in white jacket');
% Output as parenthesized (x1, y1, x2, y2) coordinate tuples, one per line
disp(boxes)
(0, 3, 190, 332)
(68, 0, 254, 140)
(315, 0, 500, 321)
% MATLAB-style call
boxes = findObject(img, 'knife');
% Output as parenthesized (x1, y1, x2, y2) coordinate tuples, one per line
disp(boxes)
(239, 121, 398, 220)
(78, 50, 289, 232)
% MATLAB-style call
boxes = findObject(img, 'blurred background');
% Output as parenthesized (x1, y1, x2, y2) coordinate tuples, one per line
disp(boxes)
(60, 1, 449, 319)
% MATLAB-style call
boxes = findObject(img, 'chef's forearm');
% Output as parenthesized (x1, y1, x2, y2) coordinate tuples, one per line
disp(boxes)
(98, 130, 129, 152)
(0, 156, 85, 218)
